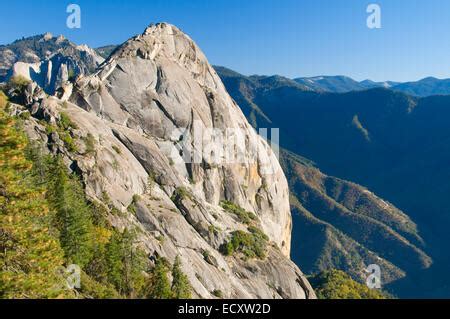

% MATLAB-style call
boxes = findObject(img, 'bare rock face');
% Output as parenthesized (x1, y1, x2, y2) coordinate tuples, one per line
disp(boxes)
(22, 23, 315, 299)
(71, 23, 292, 255)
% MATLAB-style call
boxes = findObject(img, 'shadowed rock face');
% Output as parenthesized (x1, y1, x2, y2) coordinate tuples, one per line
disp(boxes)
(19, 23, 315, 299)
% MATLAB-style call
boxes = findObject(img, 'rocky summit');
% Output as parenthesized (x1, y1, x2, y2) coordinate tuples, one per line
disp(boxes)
(0, 33, 103, 95)
(12, 23, 315, 299)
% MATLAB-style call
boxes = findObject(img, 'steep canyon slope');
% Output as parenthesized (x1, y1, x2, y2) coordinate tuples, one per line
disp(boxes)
(216, 67, 438, 297)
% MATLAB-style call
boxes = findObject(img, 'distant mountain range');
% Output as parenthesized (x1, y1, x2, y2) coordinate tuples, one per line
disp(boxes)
(216, 66, 450, 298)
(294, 75, 399, 93)
(295, 75, 450, 97)
(392, 77, 450, 97)
(214, 66, 450, 97)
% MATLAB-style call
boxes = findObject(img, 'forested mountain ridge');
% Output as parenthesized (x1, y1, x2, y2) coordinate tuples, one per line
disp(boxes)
(216, 65, 450, 97)
(216, 66, 450, 298)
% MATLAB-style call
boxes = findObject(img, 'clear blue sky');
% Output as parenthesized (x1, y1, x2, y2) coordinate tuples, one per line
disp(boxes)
(2, 0, 450, 82)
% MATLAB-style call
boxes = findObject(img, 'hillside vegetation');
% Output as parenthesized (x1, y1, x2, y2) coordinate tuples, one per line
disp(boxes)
(216, 66, 445, 297)
(0, 91, 192, 298)
(309, 269, 389, 299)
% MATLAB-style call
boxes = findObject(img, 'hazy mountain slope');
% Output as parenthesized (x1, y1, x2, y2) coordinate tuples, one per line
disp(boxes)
(294, 76, 367, 93)
(95, 45, 118, 59)
(216, 66, 450, 98)
(293, 76, 399, 93)
(294, 74, 450, 97)
(212, 66, 273, 129)
(281, 150, 430, 284)
(247, 86, 450, 249)
(392, 77, 450, 97)
(360, 79, 400, 89)
(215, 66, 314, 128)
(7, 23, 315, 299)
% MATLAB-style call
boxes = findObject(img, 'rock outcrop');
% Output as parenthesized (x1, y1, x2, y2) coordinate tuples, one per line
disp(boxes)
(18, 23, 315, 299)
(0, 33, 103, 94)
(70, 23, 292, 256)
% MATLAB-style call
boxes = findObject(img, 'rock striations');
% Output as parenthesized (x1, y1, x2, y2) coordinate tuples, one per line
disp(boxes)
(17, 23, 315, 299)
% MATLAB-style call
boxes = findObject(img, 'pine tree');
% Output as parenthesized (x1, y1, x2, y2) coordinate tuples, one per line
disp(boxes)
(46, 157, 94, 268)
(171, 256, 192, 299)
(105, 231, 124, 291)
(104, 229, 147, 297)
(83, 225, 111, 285)
(0, 93, 71, 298)
(120, 229, 147, 298)
(147, 257, 172, 299)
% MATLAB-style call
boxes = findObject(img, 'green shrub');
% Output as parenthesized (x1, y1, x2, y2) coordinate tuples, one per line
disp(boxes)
(127, 194, 140, 215)
(112, 159, 119, 171)
(212, 289, 224, 298)
(83, 133, 96, 155)
(221, 227, 268, 259)
(7, 75, 30, 95)
(248, 225, 269, 241)
(220, 200, 256, 225)
(202, 249, 211, 260)
(59, 112, 78, 130)
(18, 111, 31, 120)
(45, 124, 57, 135)
(208, 225, 221, 236)
(171, 187, 192, 203)
(68, 68, 76, 82)
(221, 241, 235, 256)
(60, 131, 79, 153)
(79, 271, 120, 299)
(112, 145, 122, 154)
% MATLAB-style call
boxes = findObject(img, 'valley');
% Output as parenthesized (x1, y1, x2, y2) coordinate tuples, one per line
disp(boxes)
(217, 66, 450, 298)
